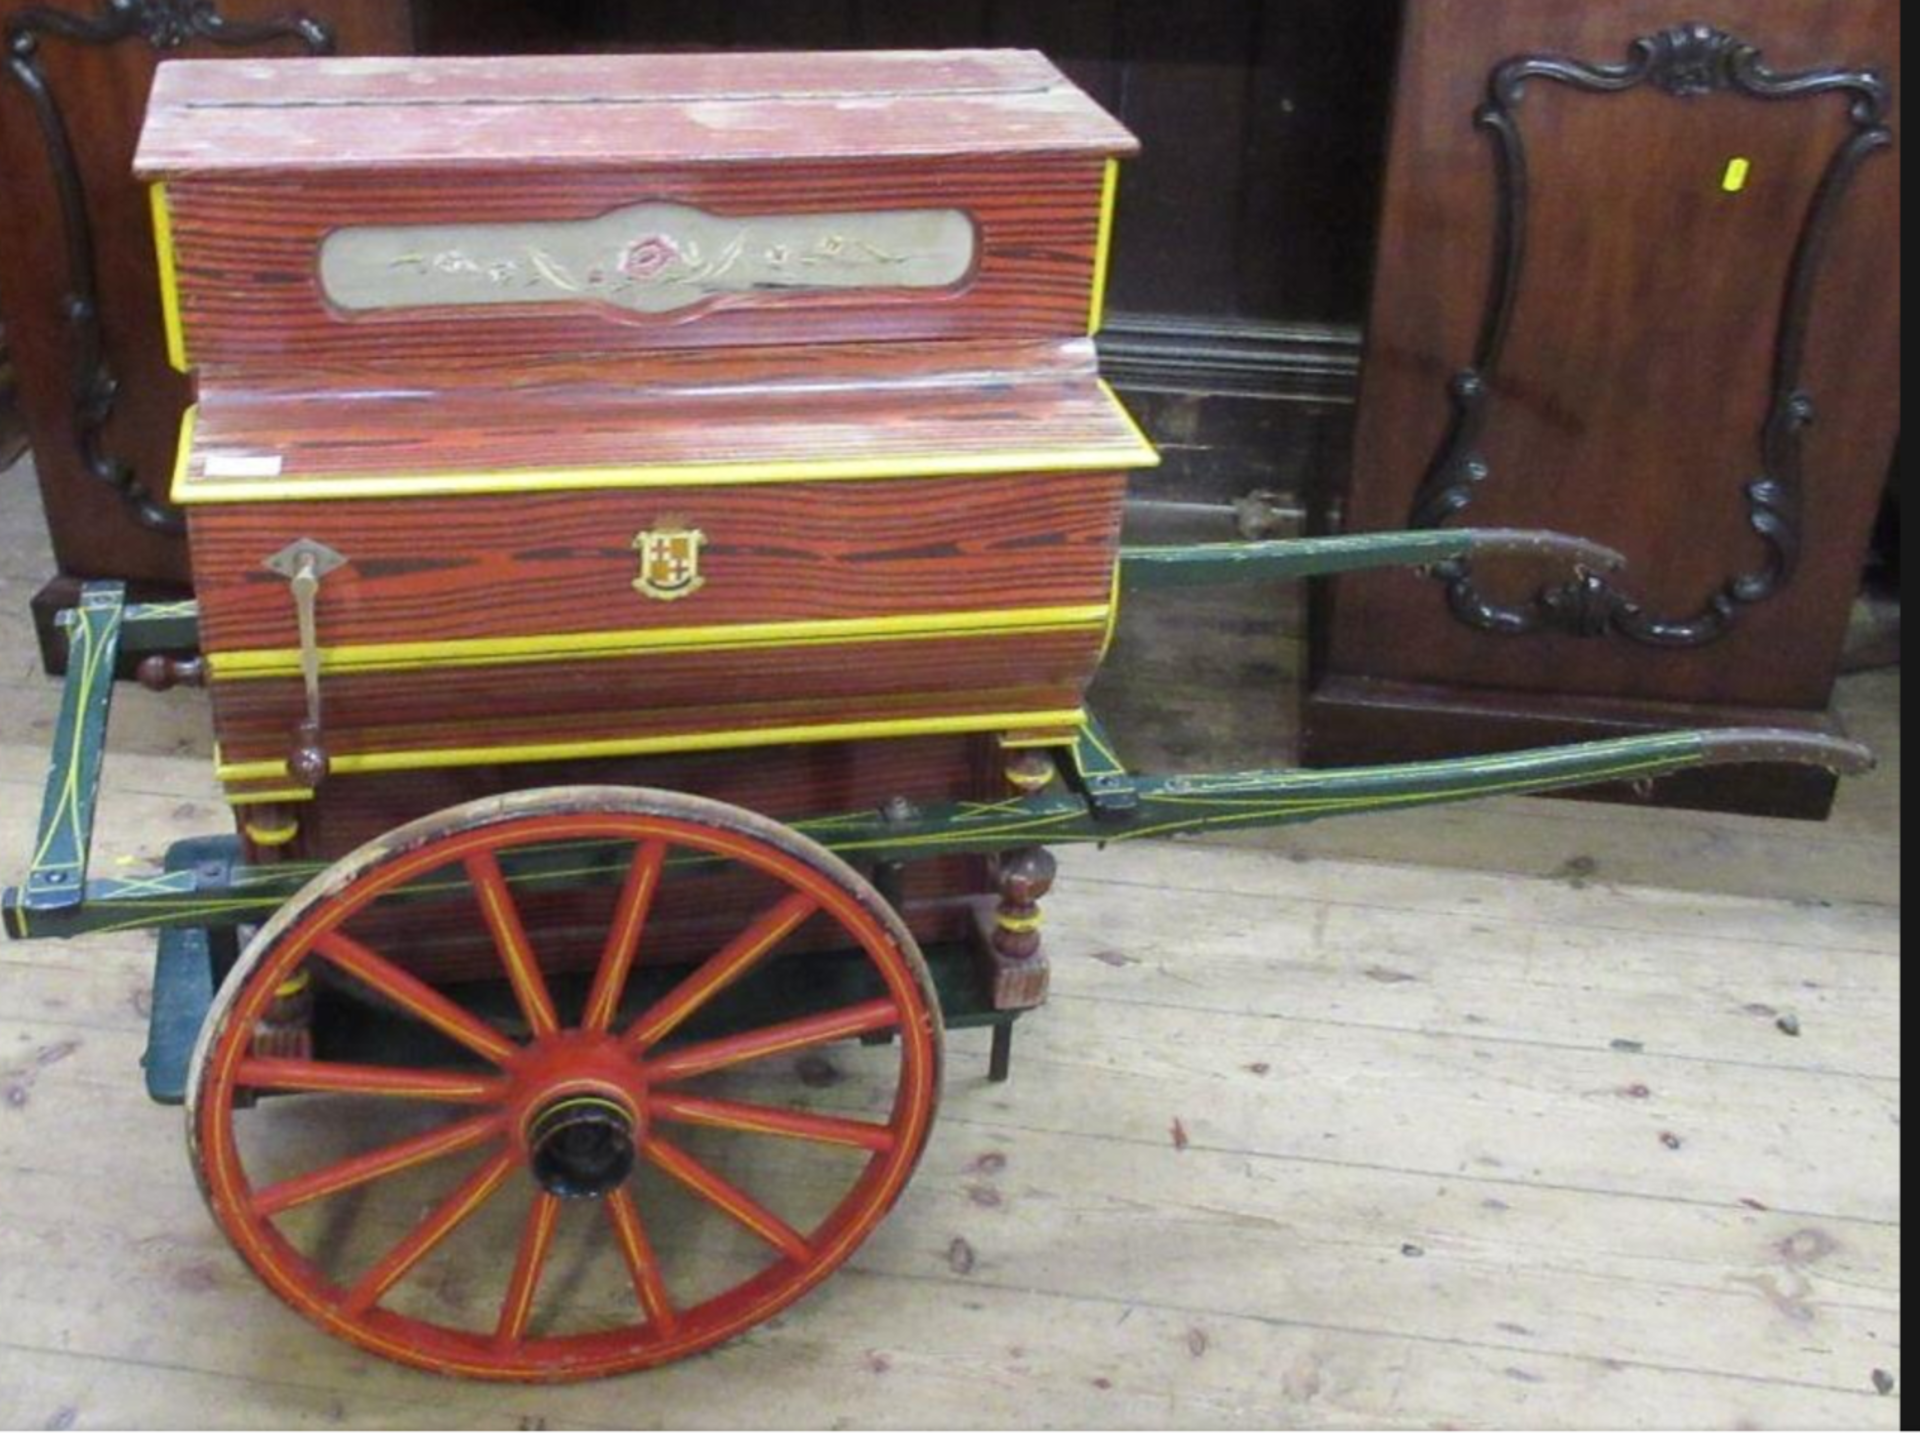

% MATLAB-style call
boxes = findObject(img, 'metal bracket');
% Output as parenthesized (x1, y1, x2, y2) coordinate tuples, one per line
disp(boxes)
(1062, 713, 1140, 820)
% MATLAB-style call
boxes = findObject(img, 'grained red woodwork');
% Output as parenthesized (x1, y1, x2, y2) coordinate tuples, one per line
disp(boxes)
(137, 52, 1132, 377)
(189, 471, 1123, 652)
(159, 158, 1108, 375)
(209, 629, 1104, 762)
(293, 734, 997, 853)
(217, 688, 1087, 773)
(181, 359, 1136, 491)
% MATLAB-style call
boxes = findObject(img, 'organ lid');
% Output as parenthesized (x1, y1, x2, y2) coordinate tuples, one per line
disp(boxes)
(136, 50, 1139, 176)
(170, 342, 1158, 504)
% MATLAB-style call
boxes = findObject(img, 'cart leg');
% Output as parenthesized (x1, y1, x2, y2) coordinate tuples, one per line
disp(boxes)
(988, 1019, 1015, 1083)
(207, 922, 242, 986)
(978, 846, 1055, 1010)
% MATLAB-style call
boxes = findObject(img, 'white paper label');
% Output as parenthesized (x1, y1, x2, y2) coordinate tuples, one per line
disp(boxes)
(202, 452, 285, 479)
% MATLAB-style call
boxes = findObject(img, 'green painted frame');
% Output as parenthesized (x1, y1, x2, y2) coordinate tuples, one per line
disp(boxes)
(0, 528, 1873, 943)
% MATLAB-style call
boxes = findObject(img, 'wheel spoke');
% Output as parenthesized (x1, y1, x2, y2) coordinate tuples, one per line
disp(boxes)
(644, 998, 900, 1085)
(252, 1111, 506, 1218)
(604, 1188, 678, 1336)
(582, 838, 668, 1032)
(642, 1134, 813, 1264)
(466, 851, 560, 1037)
(649, 1092, 896, 1153)
(311, 931, 519, 1066)
(341, 1145, 518, 1317)
(235, 1058, 508, 1106)
(623, 891, 819, 1051)
(494, 1191, 562, 1347)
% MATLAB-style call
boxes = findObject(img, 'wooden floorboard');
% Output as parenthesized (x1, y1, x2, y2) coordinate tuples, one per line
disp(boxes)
(0, 456, 1901, 1427)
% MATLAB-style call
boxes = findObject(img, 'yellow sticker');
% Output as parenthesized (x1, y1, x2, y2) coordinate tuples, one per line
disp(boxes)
(1722, 157, 1752, 193)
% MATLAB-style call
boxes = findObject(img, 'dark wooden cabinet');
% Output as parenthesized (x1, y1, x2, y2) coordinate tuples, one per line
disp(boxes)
(0, 320, 24, 465)
(1305, 0, 1901, 818)
(0, 0, 413, 664)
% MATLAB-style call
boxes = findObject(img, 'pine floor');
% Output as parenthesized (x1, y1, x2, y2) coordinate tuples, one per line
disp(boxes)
(0, 464, 1900, 1428)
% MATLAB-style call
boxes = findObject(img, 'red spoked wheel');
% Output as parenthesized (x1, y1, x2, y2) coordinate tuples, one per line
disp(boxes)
(187, 787, 942, 1381)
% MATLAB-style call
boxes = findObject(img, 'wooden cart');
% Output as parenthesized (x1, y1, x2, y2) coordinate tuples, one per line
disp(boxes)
(2, 51, 1871, 1382)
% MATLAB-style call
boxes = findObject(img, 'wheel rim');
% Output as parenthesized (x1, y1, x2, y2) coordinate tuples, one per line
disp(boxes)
(188, 790, 942, 1381)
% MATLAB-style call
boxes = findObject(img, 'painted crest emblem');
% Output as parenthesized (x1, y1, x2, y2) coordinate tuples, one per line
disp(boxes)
(631, 524, 707, 601)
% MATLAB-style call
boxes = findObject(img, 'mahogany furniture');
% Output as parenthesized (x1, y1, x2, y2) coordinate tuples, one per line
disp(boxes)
(0, 321, 23, 464)
(1304, 0, 1901, 819)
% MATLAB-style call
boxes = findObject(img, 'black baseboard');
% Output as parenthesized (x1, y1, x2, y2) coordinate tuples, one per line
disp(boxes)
(1102, 314, 1364, 505)
(1101, 312, 1363, 403)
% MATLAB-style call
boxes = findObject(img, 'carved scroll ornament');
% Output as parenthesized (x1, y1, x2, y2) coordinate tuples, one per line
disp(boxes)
(1408, 22, 1893, 647)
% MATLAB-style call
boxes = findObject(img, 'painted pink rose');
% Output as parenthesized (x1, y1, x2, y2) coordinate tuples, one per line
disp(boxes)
(620, 235, 682, 281)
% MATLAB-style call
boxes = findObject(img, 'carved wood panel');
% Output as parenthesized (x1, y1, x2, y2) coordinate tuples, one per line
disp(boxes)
(1307, 0, 1902, 818)
(1407, 20, 1893, 648)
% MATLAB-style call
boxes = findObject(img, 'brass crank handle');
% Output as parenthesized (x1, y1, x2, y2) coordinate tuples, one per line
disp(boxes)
(265, 539, 348, 790)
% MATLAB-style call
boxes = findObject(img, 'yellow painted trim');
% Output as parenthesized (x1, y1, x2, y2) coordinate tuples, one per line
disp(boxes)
(1088, 158, 1121, 336)
(1002, 758, 1057, 788)
(213, 708, 1089, 785)
(171, 438, 1158, 505)
(210, 603, 1112, 681)
(1097, 378, 1159, 462)
(243, 818, 302, 847)
(171, 402, 199, 507)
(149, 184, 189, 372)
(996, 731, 1079, 751)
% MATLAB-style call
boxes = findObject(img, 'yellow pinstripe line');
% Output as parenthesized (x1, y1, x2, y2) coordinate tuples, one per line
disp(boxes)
(499, 1196, 559, 1340)
(171, 403, 198, 504)
(473, 867, 557, 1034)
(276, 1120, 499, 1208)
(213, 707, 1089, 784)
(209, 605, 1110, 681)
(149, 184, 189, 372)
(1089, 157, 1121, 336)
(29, 602, 111, 879)
(1074, 719, 1126, 778)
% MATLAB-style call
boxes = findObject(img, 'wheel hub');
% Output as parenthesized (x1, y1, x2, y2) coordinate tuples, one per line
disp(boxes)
(526, 1091, 638, 1199)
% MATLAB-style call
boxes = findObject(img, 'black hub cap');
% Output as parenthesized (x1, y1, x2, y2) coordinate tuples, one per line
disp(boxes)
(527, 1094, 637, 1199)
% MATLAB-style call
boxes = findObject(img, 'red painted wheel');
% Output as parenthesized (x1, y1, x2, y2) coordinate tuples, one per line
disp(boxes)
(187, 787, 942, 1381)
